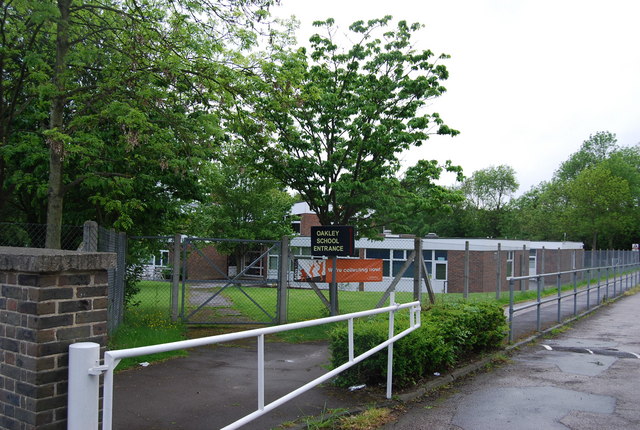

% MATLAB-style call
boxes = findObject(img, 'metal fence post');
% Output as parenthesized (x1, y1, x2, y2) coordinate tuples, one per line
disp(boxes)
(597, 267, 601, 304)
(463, 241, 469, 299)
(413, 238, 422, 303)
(508, 278, 515, 343)
(68, 342, 101, 430)
(277, 236, 290, 324)
(82, 221, 98, 252)
(536, 275, 542, 332)
(541, 247, 545, 288)
(556, 272, 562, 323)
(519, 245, 526, 291)
(171, 233, 181, 322)
(586, 266, 591, 309)
(496, 243, 502, 300)
(613, 260, 617, 297)
(572, 271, 578, 316)
(115, 232, 127, 329)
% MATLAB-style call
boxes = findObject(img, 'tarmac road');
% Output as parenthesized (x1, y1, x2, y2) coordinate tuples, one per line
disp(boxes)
(112, 339, 378, 429)
(382, 290, 640, 429)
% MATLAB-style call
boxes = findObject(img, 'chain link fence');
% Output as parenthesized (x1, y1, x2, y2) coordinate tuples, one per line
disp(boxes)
(180, 237, 282, 325)
(125, 235, 181, 329)
(96, 226, 126, 334)
(0, 222, 84, 250)
(285, 236, 426, 322)
(2, 222, 638, 333)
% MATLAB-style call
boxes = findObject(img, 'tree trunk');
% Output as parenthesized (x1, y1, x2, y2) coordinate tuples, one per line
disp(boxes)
(45, 0, 71, 249)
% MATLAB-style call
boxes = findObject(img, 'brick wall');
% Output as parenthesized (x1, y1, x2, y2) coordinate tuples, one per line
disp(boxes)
(0, 247, 115, 430)
(299, 213, 320, 237)
(447, 248, 584, 294)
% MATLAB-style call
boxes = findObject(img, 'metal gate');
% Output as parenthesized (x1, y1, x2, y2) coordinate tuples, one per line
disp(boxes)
(181, 237, 284, 325)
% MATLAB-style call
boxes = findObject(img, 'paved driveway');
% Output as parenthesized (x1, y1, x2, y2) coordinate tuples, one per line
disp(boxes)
(383, 292, 640, 429)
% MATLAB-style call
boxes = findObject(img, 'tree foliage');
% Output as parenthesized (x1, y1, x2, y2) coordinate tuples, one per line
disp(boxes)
(555, 131, 619, 181)
(0, 0, 280, 246)
(462, 165, 518, 211)
(186, 150, 295, 241)
(510, 132, 639, 249)
(238, 16, 459, 238)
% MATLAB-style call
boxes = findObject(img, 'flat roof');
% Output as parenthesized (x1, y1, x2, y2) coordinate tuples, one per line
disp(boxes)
(290, 236, 583, 251)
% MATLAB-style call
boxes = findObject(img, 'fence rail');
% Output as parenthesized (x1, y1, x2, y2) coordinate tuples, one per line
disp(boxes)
(68, 298, 421, 430)
(507, 261, 640, 342)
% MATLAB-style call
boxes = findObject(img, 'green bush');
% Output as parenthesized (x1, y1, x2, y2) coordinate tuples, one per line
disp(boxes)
(329, 301, 508, 388)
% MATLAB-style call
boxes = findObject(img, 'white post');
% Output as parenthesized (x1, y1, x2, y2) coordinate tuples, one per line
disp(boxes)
(386, 292, 396, 399)
(258, 334, 265, 411)
(68, 342, 101, 430)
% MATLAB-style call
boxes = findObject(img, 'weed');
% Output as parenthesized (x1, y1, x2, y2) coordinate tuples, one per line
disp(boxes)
(338, 407, 394, 430)
(304, 406, 349, 429)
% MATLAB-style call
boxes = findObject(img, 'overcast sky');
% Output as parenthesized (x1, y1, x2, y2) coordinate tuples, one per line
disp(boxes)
(271, 0, 640, 194)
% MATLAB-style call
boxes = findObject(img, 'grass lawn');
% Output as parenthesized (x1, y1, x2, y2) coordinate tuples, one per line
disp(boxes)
(109, 272, 630, 368)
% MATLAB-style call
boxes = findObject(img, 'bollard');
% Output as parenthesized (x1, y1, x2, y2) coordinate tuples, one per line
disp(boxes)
(68, 342, 101, 430)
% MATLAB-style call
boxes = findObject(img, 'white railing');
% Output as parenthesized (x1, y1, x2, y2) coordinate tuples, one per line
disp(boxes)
(68, 297, 421, 430)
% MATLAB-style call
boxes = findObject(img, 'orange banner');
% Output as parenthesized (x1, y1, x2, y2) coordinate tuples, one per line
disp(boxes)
(296, 259, 383, 283)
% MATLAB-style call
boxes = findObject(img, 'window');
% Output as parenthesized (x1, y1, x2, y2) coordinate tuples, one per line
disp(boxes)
(366, 249, 390, 259)
(422, 250, 447, 280)
(435, 250, 448, 261)
(506, 251, 514, 277)
(365, 248, 431, 279)
(150, 250, 169, 267)
(269, 255, 279, 271)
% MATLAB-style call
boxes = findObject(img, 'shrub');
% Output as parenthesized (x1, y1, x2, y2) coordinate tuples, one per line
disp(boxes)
(124, 264, 143, 309)
(329, 301, 508, 388)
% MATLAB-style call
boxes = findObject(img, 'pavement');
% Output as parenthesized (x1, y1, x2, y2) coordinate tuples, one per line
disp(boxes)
(112, 289, 640, 429)
(112, 338, 380, 429)
(382, 290, 640, 429)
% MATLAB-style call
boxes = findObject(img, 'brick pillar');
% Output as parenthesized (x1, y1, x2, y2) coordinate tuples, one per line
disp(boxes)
(0, 247, 115, 430)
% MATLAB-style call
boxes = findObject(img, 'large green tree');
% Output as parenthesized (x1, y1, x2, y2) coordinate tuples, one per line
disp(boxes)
(453, 165, 519, 238)
(187, 152, 295, 241)
(237, 17, 459, 238)
(555, 131, 619, 181)
(0, 0, 279, 247)
(565, 165, 633, 250)
(510, 132, 639, 249)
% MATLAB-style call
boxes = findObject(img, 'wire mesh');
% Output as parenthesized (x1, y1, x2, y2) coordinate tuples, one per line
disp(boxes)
(285, 236, 423, 322)
(180, 237, 281, 325)
(0, 222, 83, 250)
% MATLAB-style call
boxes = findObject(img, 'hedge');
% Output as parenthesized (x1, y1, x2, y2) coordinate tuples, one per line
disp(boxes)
(329, 301, 508, 388)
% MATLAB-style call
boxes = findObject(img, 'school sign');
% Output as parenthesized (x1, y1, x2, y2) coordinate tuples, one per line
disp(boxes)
(311, 225, 354, 256)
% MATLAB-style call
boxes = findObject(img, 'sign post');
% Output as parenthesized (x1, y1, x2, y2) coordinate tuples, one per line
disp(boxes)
(311, 226, 355, 316)
(330, 256, 338, 315)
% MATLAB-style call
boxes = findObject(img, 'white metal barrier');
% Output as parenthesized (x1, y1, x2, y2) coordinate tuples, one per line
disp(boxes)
(68, 298, 421, 430)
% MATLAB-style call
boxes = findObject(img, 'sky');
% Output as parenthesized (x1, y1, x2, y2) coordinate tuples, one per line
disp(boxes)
(271, 0, 640, 194)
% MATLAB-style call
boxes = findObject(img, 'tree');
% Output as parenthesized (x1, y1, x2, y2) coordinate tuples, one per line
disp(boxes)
(1, 0, 280, 247)
(566, 165, 633, 250)
(462, 165, 518, 212)
(459, 165, 518, 237)
(555, 131, 618, 181)
(510, 133, 639, 249)
(383, 160, 464, 237)
(187, 153, 295, 241)
(507, 181, 569, 241)
(238, 17, 459, 238)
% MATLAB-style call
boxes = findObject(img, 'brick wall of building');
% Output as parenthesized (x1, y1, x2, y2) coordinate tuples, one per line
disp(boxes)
(0, 247, 114, 430)
(299, 213, 321, 237)
(446, 248, 584, 294)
